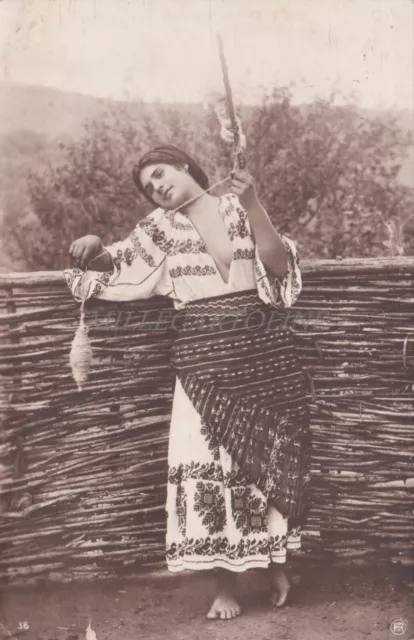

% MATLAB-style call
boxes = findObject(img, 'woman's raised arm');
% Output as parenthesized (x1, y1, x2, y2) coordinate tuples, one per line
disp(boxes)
(229, 169, 288, 280)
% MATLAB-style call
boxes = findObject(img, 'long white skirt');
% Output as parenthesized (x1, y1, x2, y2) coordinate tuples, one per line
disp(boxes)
(165, 377, 302, 572)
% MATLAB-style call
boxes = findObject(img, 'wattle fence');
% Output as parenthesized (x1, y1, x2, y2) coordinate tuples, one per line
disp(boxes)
(0, 257, 413, 584)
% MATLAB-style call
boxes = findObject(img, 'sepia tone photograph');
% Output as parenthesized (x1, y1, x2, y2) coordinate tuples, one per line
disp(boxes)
(0, 0, 413, 638)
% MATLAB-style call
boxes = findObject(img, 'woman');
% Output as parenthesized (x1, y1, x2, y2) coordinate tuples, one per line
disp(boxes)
(65, 144, 312, 621)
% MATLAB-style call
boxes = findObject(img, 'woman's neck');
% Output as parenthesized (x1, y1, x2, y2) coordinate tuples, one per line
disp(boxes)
(181, 191, 218, 218)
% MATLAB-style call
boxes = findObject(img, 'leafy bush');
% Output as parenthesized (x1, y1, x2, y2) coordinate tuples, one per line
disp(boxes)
(2, 90, 413, 270)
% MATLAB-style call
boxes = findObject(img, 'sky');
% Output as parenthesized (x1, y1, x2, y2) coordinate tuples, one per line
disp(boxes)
(0, 0, 413, 108)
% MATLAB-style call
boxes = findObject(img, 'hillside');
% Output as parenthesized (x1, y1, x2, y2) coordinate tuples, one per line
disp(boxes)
(0, 82, 111, 139)
(0, 81, 209, 140)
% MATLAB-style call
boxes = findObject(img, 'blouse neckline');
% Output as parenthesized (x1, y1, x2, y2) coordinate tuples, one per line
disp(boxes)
(177, 194, 234, 286)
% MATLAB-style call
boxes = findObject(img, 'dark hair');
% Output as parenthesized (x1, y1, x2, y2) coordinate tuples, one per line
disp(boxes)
(132, 144, 209, 205)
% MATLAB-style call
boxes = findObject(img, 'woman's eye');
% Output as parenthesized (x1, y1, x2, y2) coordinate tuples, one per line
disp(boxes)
(155, 168, 164, 178)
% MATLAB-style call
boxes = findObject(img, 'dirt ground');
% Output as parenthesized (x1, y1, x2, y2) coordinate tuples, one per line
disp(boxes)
(0, 562, 413, 640)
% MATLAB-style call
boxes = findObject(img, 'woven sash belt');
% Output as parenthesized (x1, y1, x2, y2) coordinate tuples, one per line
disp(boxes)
(170, 289, 312, 527)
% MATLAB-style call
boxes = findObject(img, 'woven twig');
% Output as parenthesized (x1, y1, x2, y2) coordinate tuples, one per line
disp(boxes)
(0, 257, 413, 583)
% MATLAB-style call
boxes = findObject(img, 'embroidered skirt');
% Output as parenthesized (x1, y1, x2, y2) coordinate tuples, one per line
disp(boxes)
(166, 289, 312, 572)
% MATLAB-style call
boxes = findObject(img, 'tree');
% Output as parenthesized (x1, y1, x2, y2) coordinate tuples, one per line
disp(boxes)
(2, 102, 231, 270)
(2, 89, 412, 270)
(245, 88, 413, 258)
(0, 129, 60, 270)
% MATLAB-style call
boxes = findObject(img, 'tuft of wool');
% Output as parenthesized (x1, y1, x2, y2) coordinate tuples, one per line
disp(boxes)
(70, 298, 93, 391)
(85, 620, 98, 640)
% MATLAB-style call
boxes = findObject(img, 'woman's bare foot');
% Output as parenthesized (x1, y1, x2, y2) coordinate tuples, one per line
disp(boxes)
(269, 565, 291, 608)
(207, 569, 241, 620)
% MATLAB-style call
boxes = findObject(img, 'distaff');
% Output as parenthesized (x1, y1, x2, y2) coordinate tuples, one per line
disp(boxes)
(216, 32, 288, 281)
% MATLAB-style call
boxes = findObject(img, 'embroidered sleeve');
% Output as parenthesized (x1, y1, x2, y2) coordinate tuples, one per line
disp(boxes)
(63, 208, 173, 303)
(254, 235, 302, 308)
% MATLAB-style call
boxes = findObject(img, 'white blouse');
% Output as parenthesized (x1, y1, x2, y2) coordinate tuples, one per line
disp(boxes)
(64, 192, 302, 310)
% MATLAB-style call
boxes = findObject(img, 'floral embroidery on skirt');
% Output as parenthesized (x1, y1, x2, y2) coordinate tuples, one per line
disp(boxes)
(166, 377, 302, 573)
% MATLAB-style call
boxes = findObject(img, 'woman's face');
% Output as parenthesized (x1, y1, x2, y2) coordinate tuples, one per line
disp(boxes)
(139, 162, 194, 209)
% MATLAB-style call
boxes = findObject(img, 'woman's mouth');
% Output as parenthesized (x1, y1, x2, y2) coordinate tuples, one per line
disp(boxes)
(164, 187, 173, 200)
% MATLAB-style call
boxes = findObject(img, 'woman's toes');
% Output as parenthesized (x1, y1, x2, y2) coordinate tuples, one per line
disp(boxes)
(229, 604, 241, 618)
(271, 592, 284, 608)
(270, 569, 290, 608)
(271, 585, 290, 608)
(207, 596, 241, 620)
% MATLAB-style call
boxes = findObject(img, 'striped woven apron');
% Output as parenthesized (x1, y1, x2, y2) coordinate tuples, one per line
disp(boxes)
(170, 289, 312, 527)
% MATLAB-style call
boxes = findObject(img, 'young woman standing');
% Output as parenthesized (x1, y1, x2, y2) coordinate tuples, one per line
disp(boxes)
(66, 144, 312, 621)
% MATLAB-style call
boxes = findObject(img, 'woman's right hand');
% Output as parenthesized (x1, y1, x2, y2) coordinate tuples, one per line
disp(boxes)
(69, 235, 104, 270)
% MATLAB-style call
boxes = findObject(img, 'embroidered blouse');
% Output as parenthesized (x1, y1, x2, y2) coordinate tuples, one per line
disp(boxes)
(64, 192, 302, 309)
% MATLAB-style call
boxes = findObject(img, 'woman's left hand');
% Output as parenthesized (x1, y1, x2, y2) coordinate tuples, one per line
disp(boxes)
(229, 169, 259, 210)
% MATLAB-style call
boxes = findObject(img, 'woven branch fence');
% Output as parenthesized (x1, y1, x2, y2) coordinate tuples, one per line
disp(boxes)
(0, 257, 413, 584)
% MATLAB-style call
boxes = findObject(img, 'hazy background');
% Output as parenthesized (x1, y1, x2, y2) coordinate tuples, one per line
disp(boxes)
(0, 0, 413, 270)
